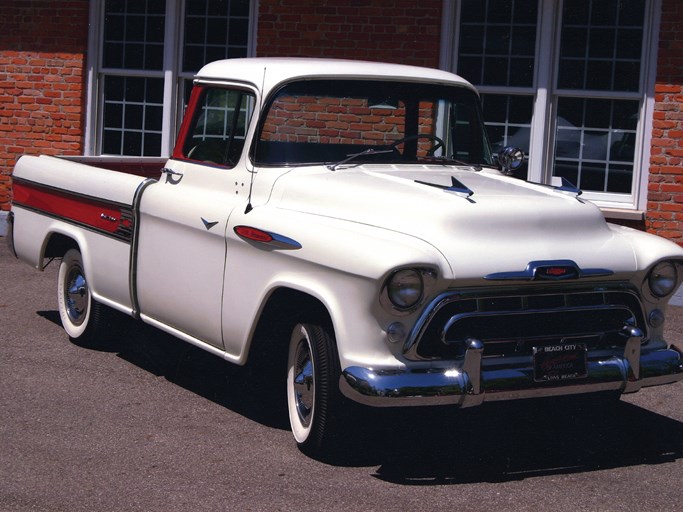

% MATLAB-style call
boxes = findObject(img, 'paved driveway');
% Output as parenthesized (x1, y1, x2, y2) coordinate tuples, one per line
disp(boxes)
(1, 241, 683, 511)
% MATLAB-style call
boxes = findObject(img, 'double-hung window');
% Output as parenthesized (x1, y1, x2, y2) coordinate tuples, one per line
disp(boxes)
(444, 0, 660, 215)
(85, 0, 255, 157)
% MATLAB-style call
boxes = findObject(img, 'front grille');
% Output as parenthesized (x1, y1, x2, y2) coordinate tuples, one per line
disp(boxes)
(409, 287, 646, 360)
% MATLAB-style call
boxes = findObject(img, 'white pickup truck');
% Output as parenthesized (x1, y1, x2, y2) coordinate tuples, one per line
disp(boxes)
(8, 58, 683, 458)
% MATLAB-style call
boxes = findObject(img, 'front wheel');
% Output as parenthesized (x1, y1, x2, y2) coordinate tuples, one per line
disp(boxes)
(57, 248, 110, 343)
(287, 322, 347, 457)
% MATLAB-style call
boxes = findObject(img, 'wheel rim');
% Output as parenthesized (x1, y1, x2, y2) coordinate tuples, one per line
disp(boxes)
(65, 266, 88, 326)
(292, 337, 315, 429)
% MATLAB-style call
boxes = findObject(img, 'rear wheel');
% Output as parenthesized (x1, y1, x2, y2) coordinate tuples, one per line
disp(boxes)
(57, 248, 110, 343)
(287, 322, 347, 457)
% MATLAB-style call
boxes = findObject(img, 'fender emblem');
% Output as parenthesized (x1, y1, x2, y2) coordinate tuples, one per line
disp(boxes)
(201, 217, 219, 230)
(234, 226, 302, 250)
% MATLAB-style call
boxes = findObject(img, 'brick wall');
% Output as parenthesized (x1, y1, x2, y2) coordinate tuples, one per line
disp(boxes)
(647, 0, 683, 244)
(256, 0, 442, 68)
(0, 0, 88, 212)
(262, 94, 409, 144)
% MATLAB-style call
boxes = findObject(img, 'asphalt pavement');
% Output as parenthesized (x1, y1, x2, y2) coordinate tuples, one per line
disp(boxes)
(1, 239, 683, 512)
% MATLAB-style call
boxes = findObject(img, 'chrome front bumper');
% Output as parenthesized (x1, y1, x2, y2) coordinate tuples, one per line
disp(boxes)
(339, 340, 683, 408)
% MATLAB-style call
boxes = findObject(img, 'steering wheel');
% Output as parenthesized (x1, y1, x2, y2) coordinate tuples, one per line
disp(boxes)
(187, 140, 226, 164)
(389, 134, 446, 157)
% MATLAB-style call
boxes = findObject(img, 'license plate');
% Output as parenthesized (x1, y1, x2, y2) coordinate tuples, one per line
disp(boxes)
(533, 343, 587, 382)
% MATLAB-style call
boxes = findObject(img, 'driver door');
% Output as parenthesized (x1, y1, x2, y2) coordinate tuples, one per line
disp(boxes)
(135, 85, 255, 349)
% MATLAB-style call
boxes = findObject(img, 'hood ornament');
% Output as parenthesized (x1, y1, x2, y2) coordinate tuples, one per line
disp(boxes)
(415, 176, 474, 201)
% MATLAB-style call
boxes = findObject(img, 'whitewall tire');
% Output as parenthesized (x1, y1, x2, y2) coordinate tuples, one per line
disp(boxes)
(57, 248, 109, 343)
(286, 322, 346, 457)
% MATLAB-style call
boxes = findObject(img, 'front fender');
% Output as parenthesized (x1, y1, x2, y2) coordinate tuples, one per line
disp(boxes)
(221, 207, 450, 367)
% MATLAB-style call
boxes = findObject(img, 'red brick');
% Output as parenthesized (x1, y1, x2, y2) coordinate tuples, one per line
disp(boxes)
(0, 0, 88, 211)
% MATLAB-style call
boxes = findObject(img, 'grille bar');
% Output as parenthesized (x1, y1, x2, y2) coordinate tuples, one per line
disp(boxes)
(404, 286, 646, 361)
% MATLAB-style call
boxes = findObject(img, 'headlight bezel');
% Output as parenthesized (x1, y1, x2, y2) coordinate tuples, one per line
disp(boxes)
(387, 268, 424, 310)
(381, 267, 437, 313)
(647, 261, 678, 299)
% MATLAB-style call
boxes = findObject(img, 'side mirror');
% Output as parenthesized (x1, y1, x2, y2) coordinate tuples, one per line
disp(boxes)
(497, 147, 525, 176)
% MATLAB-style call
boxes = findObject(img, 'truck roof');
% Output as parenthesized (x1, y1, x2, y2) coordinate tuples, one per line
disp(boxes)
(195, 57, 475, 96)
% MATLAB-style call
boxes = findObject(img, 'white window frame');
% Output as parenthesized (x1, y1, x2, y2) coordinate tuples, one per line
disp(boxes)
(440, 0, 661, 218)
(84, 0, 258, 158)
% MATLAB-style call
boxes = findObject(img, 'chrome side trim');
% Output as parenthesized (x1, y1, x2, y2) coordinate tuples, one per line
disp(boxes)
(128, 178, 158, 319)
(267, 231, 302, 250)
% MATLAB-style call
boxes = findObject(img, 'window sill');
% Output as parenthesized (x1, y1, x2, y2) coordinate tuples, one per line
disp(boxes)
(600, 208, 645, 221)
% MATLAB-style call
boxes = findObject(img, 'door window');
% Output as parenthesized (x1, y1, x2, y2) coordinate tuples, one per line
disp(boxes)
(182, 87, 256, 167)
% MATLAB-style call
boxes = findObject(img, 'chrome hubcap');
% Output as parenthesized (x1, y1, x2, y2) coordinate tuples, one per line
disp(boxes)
(65, 269, 88, 325)
(293, 339, 314, 428)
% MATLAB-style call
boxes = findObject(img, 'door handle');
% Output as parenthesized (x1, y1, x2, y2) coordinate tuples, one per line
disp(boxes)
(161, 167, 183, 184)
(161, 167, 183, 177)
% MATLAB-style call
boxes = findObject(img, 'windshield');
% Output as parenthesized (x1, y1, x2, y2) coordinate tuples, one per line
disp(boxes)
(254, 79, 493, 167)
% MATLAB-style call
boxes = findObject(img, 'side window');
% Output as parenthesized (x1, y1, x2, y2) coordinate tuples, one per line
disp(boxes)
(183, 88, 255, 166)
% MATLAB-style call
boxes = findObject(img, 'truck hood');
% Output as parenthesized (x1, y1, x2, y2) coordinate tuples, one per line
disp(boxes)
(272, 164, 637, 279)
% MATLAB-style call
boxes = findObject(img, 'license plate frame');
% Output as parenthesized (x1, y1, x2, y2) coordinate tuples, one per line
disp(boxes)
(533, 343, 588, 382)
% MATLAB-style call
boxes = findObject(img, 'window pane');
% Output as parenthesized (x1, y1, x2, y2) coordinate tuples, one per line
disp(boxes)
(553, 97, 638, 193)
(607, 164, 633, 193)
(184, 88, 256, 166)
(457, 0, 538, 87)
(255, 80, 492, 166)
(557, 0, 645, 92)
(102, 76, 164, 156)
(103, 0, 166, 71)
(96, 2, 254, 158)
(182, 0, 251, 73)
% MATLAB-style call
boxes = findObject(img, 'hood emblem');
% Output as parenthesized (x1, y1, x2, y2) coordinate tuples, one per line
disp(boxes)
(485, 260, 613, 281)
(535, 265, 579, 280)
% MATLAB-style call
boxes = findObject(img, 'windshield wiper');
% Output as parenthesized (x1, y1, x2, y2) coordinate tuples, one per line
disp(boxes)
(327, 148, 394, 171)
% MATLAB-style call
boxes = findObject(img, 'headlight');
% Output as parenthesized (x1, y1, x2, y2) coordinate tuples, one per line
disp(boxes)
(387, 269, 424, 309)
(648, 262, 678, 298)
